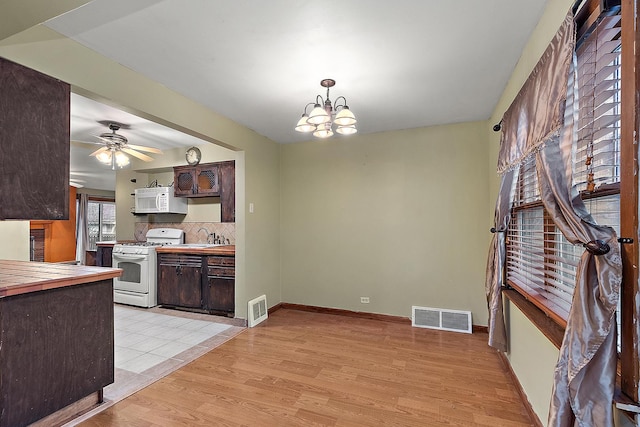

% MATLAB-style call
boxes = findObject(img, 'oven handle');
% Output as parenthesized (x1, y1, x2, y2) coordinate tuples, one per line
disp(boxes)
(113, 254, 147, 262)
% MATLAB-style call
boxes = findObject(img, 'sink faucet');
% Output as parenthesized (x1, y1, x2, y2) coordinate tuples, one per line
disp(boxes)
(197, 227, 215, 244)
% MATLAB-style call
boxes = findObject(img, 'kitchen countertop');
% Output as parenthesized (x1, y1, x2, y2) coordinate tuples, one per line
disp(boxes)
(156, 245, 235, 256)
(0, 260, 122, 297)
(96, 240, 136, 246)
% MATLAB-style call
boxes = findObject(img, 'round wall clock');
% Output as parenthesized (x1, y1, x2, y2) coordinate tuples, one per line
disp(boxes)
(185, 146, 201, 166)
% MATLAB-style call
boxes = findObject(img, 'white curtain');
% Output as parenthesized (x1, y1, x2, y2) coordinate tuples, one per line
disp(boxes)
(75, 193, 89, 265)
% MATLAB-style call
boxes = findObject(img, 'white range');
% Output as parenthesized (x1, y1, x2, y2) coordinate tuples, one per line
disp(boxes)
(112, 228, 184, 308)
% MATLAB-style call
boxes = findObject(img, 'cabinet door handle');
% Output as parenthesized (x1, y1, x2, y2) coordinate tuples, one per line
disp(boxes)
(176, 265, 182, 275)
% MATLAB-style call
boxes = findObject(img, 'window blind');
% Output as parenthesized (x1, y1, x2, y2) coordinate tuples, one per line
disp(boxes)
(506, 11, 621, 322)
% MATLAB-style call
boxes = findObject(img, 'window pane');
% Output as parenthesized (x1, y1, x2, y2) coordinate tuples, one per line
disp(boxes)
(87, 201, 100, 251)
(100, 202, 116, 242)
(86, 200, 116, 251)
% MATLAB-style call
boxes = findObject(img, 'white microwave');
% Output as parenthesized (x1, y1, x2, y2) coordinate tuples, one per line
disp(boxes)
(134, 187, 188, 214)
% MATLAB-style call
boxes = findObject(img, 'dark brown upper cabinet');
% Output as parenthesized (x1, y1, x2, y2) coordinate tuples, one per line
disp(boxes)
(174, 163, 220, 197)
(0, 57, 70, 220)
(174, 160, 235, 222)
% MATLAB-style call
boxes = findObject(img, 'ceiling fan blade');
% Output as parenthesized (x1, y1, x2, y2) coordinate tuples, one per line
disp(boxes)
(89, 146, 109, 157)
(71, 140, 103, 148)
(121, 147, 154, 162)
(126, 144, 163, 154)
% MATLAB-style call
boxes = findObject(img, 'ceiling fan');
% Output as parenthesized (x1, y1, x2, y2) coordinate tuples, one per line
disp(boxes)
(88, 122, 162, 169)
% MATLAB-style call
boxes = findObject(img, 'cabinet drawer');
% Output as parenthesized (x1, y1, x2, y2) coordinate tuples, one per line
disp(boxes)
(207, 266, 235, 278)
(158, 253, 202, 267)
(208, 256, 235, 267)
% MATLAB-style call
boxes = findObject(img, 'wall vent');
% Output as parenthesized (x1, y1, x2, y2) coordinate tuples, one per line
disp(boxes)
(412, 306, 472, 334)
(248, 295, 268, 327)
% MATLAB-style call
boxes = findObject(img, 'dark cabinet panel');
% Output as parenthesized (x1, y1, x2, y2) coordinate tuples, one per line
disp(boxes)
(0, 57, 70, 220)
(157, 253, 235, 316)
(195, 164, 220, 196)
(96, 245, 113, 267)
(218, 161, 235, 223)
(205, 255, 235, 316)
(173, 161, 235, 222)
(0, 279, 113, 426)
(205, 277, 235, 314)
(158, 254, 203, 308)
(173, 164, 220, 197)
(174, 167, 196, 196)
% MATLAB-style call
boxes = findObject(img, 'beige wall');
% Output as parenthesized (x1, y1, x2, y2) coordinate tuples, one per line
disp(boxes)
(0, 15, 280, 320)
(281, 122, 490, 322)
(506, 302, 559, 422)
(0, 222, 30, 260)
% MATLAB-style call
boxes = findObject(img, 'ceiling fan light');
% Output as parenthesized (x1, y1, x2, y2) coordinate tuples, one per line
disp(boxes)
(295, 115, 315, 132)
(96, 151, 112, 164)
(334, 107, 356, 126)
(307, 104, 330, 125)
(115, 151, 130, 167)
(336, 125, 357, 135)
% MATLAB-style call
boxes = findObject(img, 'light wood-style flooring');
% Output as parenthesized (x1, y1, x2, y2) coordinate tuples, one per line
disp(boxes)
(79, 309, 534, 426)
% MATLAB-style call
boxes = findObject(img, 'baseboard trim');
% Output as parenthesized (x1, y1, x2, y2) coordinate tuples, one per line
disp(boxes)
(473, 325, 488, 333)
(30, 391, 102, 427)
(496, 351, 543, 427)
(268, 302, 283, 315)
(278, 303, 411, 324)
(273, 303, 488, 331)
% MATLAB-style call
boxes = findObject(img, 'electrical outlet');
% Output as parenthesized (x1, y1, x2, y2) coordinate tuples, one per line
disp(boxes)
(360, 297, 370, 304)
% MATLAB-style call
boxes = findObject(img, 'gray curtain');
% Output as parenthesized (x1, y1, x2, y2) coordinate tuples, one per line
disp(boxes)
(486, 11, 622, 426)
(487, 13, 575, 350)
(544, 56, 622, 427)
(75, 193, 89, 265)
(485, 168, 517, 352)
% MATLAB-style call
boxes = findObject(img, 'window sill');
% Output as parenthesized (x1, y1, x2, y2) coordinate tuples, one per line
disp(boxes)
(503, 288, 564, 349)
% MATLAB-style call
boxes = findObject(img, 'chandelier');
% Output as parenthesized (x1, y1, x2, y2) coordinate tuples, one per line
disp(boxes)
(294, 79, 357, 138)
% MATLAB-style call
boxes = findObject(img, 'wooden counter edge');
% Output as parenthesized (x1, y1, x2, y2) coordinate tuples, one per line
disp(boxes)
(0, 261, 121, 298)
(155, 245, 235, 256)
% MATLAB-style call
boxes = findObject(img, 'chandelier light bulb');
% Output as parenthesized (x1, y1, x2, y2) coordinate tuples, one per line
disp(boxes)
(307, 104, 331, 125)
(295, 114, 315, 132)
(336, 125, 357, 135)
(334, 106, 357, 126)
(313, 123, 334, 138)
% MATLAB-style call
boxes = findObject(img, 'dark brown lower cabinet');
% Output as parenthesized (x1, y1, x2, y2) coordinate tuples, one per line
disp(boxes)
(0, 279, 113, 427)
(206, 277, 235, 314)
(158, 254, 203, 308)
(157, 253, 234, 315)
(96, 244, 113, 267)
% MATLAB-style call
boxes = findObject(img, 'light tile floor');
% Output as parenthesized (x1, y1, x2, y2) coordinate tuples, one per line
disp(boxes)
(114, 305, 234, 373)
(64, 304, 246, 426)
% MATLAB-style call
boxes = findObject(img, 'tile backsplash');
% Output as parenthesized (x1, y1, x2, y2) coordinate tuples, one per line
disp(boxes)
(134, 222, 235, 244)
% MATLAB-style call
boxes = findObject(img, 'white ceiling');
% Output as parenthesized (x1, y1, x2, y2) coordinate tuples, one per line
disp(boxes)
(48, 0, 549, 189)
(69, 93, 207, 190)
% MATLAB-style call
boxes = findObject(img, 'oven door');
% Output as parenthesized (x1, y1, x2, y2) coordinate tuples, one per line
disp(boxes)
(112, 253, 150, 293)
